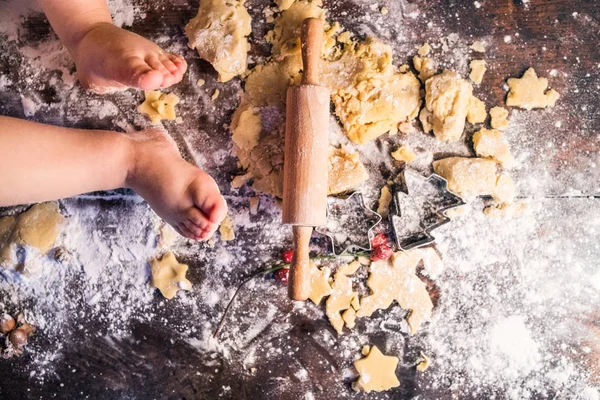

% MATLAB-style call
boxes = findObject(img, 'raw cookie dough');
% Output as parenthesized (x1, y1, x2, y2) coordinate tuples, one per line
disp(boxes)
(308, 262, 333, 305)
(352, 345, 400, 393)
(506, 68, 560, 110)
(328, 146, 369, 195)
(472, 128, 515, 168)
(150, 252, 192, 299)
(466, 96, 487, 124)
(469, 60, 487, 84)
(417, 43, 431, 56)
(376, 186, 392, 217)
(185, 0, 251, 82)
(357, 249, 438, 334)
(433, 157, 514, 203)
(138, 91, 180, 124)
(391, 145, 416, 163)
(0, 202, 64, 270)
(489, 106, 509, 130)
(229, 1, 420, 195)
(471, 41, 486, 52)
(219, 216, 235, 241)
(326, 261, 361, 334)
(422, 70, 473, 142)
(413, 55, 436, 82)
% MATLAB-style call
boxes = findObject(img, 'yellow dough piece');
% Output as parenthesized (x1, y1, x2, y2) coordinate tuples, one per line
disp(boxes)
(356, 250, 436, 334)
(219, 216, 235, 241)
(471, 41, 486, 52)
(150, 252, 192, 300)
(185, 0, 251, 82)
(469, 60, 487, 84)
(433, 157, 515, 203)
(376, 186, 392, 217)
(308, 262, 333, 305)
(0, 202, 64, 269)
(506, 68, 560, 110)
(352, 346, 400, 393)
(326, 261, 361, 334)
(137, 91, 180, 124)
(267, 0, 324, 56)
(413, 55, 436, 82)
(489, 106, 509, 130)
(328, 146, 369, 195)
(423, 70, 473, 142)
(416, 352, 431, 372)
(466, 96, 487, 124)
(391, 145, 416, 163)
(417, 43, 431, 57)
(472, 128, 515, 168)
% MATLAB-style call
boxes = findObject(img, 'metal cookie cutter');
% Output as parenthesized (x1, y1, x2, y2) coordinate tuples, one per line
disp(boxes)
(315, 192, 382, 255)
(390, 170, 465, 251)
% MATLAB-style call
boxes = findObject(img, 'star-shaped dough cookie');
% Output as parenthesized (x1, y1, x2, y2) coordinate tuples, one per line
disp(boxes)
(308, 262, 332, 305)
(138, 91, 180, 124)
(357, 249, 437, 334)
(326, 260, 361, 334)
(150, 252, 192, 299)
(353, 345, 400, 393)
(506, 68, 560, 110)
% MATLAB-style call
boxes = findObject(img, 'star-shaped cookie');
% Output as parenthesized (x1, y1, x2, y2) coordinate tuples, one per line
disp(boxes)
(150, 252, 192, 299)
(308, 262, 332, 305)
(353, 345, 400, 393)
(506, 68, 559, 110)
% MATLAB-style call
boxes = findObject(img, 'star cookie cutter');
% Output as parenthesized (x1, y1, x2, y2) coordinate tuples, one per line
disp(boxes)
(390, 170, 465, 251)
(316, 192, 382, 256)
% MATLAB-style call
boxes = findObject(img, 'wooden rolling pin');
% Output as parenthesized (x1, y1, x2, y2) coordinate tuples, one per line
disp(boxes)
(282, 18, 330, 301)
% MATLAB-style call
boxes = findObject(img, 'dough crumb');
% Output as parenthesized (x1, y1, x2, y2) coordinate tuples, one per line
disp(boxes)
(308, 262, 333, 305)
(471, 41, 486, 52)
(466, 96, 487, 124)
(472, 128, 515, 168)
(231, 172, 253, 189)
(380, 7, 389, 15)
(211, 89, 220, 101)
(249, 197, 260, 215)
(413, 55, 436, 82)
(185, 0, 251, 82)
(418, 43, 431, 56)
(150, 252, 192, 299)
(376, 186, 393, 217)
(416, 352, 431, 372)
(326, 261, 360, 334)
(469, 60, 487, 84)
(328, 146, 369, 195)
(424, 70, 473, 142)
(489, 106, 510, 130)
(352, 346, 400, 393)
(197, 78, 205, 87)
(506, 68, 560, 110)
(391, 145, 417, 163)
(137, 91, 180, 124)
(219, 216, 235, 241)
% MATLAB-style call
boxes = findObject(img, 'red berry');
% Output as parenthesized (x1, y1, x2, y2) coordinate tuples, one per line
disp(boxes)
(274, 268, 289, 283)
(371, 233, 388, 248)
(282, 249, 294, 264)
(371, 244, 393, 261)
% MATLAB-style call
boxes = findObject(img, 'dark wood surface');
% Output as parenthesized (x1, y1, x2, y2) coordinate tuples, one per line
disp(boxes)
(0, 0, 598, 399)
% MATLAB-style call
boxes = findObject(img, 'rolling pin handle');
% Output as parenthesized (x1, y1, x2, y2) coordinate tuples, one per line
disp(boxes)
(301, 18, 324, 86)
(288, 225, 313, 301)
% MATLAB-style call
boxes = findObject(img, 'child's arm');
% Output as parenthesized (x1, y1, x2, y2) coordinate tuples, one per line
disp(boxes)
(0, 116, 132, 206)
(37, 0, 113, 51)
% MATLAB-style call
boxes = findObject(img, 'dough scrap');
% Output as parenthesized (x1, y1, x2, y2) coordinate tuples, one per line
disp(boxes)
(219, 216, 235, 241)
(466, 96, 487, 124)
(433, 157, 514, 202)
(416, 352, 431, 372)
(506, 68, 560, 110)
(471, 41, 486, 52)
(472, 128, 515, 168)
(326, 260, 361, 334)
(469, 60, 487, 84)
(413, 55, 436, 82)
(423, 70, 473, 142)
(489, 106, 509, 130)
(185, 0, 251, 82)
(308, 262, 333, 305)
(391, 145, 416, 163)
(328, 146, 369, 195)
(150, 252, 192, 300)
(352, 345, 400, 393)
(137, 91, 180, 124)
(356, 249, 440, 334)
(0, 202, 64, 270)
(417, 43, 431, 57)
(376, 186, 392, 217)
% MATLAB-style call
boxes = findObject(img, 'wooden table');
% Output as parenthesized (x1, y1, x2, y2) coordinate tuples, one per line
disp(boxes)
(0, 0, 598, 398)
